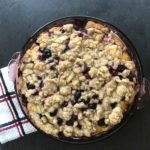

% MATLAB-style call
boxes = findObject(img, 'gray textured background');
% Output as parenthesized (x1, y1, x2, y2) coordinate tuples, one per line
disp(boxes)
(0, 0, 150, 150)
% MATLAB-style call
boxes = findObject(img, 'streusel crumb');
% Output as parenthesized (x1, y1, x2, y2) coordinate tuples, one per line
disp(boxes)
(18, 21, 137, 138)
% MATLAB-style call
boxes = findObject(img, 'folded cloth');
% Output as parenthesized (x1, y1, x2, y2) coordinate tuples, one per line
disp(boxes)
(0, 67, 36, 144)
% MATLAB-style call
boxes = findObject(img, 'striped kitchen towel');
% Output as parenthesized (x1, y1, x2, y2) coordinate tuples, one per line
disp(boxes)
(0, 67, 36, 144)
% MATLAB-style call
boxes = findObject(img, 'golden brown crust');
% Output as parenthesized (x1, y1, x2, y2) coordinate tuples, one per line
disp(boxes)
(86, 21, 109, 33)
(122, 51, 131, 61)
(111, 33, 125, 48)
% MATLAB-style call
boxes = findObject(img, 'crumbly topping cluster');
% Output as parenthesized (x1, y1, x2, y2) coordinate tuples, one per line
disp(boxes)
(18, 21, 137, 138)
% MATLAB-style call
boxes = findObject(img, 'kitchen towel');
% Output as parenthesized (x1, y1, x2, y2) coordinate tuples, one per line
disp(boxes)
(0, 67, 36, 144)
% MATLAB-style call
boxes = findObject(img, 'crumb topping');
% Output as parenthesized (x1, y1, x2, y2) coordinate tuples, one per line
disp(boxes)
(18, 21, 137, 138)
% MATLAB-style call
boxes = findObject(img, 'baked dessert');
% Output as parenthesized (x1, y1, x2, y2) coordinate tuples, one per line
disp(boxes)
(18, 20, 137, 138)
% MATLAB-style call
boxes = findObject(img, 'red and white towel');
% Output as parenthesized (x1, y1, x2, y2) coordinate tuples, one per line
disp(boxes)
(0, 67, 36, 144)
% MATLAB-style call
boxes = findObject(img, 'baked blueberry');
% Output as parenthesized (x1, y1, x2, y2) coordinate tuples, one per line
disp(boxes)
(82, 64, 91, 79)
(101, 82, 106, 87)
(30, 61, 34, 63)
(66, 114, 77, 126)
(39, 80, 44, 88)
(80, 107, 87, 112)
(50, 109, 58, 117)
(38, 55, 44, 61)
(97, 118, 106, 126)
(50, 65, 56, 70)
(26, 83, 35, 89)
(32, 91, 39, 96)
(42, 48, 51, 59)
(53, 55, 60, 65)
(61, 101, 68, 108)
(84, 73, 91, 79)
(83, 64, 90, 72)
(110, 102, 117, 109)
(108, 66, 118, 76)
(121, 96, 125, 101)
(71, 114, 78, 121)
(57, 117, 63, 125)
(74, 90, 82, 101)
(88, 103, 97, 109)
(78, 32, 83, 37)
(37, 76, 42, 80)
(38, 113, 42, 118)
(60, 28, 65, 33)
(98, 100, 102, 105)
(36, 42, 40, 45)
(92, 94, 99, 99)
(79, 98, 90, 105)
(117, 65, 127, 72)
(86, 97, 91, 104)
(66, 119, 74, 126)
(77, 123, 82, 129)
(71, 99, 77, 105)
(118, 75, 123, 80)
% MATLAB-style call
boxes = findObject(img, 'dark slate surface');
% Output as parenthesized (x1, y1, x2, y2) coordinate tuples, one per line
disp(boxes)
(0, 0, 150, 150)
